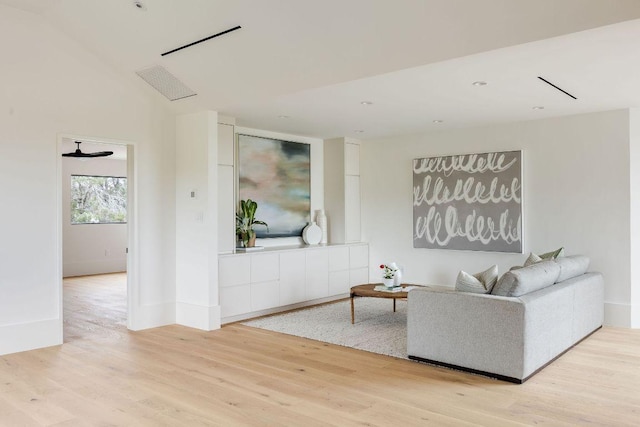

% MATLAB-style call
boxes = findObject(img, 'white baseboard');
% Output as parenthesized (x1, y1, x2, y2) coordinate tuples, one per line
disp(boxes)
(176, 302, 221, 331)
(221, 294, 348, 324)
(632, 303, 640, 329)
(128, 302, 175, 331)
(63, 260, 126, 277)
(604, 302, 632, 327)
(0, 318, 62, 356)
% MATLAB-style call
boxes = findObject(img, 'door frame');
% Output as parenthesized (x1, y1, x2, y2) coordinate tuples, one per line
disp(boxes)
(56, 134, 138, 333)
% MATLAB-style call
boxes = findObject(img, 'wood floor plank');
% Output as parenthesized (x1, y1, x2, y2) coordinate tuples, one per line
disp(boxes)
(1, 273, 639, 426)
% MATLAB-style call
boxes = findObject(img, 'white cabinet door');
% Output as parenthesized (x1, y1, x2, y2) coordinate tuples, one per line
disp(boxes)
(217, 123, 235, 166)
(251, 253, 279, 283)
(251, 281, 280, 311)
(306, 249, 329, 300)
(345, 142, 360, 176)
(328, 246, 349, 272)
(345, 175, 361, 242)
(349, 244, 369, 269)
(220, 284, 251, 318)
(349, 244, 369, 286)
(279, 251, 306, 305)
(329, 270, 350, 295)
(217, 165, 235, 254)
(219, 256, 250, 287)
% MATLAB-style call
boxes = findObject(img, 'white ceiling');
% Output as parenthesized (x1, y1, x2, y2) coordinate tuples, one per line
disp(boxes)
(5, 0, 640, 139)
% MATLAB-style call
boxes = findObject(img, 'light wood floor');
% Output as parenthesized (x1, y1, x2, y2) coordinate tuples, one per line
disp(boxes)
(0, 274, 638, 426)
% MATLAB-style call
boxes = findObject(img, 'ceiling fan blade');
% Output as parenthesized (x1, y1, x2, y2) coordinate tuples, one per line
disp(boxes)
(62, 151, 114, 158)
(88, 151, 114, 157)
(62, 141, 114, 158)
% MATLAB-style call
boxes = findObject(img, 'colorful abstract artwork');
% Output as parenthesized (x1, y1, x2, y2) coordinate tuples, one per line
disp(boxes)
(237, 134, 311, 238)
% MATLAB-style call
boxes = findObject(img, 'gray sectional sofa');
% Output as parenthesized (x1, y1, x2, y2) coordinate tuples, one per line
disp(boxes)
(407, 255, 604, 383)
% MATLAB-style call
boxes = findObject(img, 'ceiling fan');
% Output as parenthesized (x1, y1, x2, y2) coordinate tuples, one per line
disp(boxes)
(62, 141, 113, 158)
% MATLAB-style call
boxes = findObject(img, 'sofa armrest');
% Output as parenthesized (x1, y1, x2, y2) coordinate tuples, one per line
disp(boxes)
(407, 287, 526, 380)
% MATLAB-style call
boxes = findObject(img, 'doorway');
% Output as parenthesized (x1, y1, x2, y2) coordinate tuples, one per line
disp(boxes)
(59, 136, 134, 342)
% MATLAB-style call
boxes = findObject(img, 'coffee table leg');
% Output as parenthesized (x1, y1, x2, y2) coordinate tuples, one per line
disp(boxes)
(393, 298, 396, 312)
(350, 295, 355, 324)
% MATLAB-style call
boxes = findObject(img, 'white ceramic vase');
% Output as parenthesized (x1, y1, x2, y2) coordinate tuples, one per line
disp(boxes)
(316, 209, 328, 244)
(388, 262, 403, 287)
(393, 268, 403, 287)
(302, 222, 322, 245)
(382, 278, 395, 288)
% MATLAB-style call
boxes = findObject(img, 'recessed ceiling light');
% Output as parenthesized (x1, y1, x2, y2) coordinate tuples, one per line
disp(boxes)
(433, 120, 444, 124)
(360, 101, 373, 105)
(278, 115, 289, 119)
(133, 1, 147, 10)
(532, 106, 545, 110)
(472, 81, 487, 86)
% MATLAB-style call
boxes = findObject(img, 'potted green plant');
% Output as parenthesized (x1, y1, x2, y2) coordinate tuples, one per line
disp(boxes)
(236, 199, 268, 248)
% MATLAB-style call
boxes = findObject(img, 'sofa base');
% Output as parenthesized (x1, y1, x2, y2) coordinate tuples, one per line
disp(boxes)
(408, 326, 602, 384)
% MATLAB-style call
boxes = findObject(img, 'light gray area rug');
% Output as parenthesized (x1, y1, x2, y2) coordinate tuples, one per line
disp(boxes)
(242, 298, 408, 359)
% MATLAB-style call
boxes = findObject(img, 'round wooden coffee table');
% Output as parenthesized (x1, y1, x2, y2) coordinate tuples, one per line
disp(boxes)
(349, 283, 423, 324)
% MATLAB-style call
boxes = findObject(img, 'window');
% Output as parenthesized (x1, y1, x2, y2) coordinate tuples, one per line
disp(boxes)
(71, 175, 127, 224)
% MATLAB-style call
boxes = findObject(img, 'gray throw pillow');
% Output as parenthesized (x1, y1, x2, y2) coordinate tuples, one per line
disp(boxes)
(540, 247, 565, 260)
(455, 265, 498, 294)
(523, 247, 565, 267)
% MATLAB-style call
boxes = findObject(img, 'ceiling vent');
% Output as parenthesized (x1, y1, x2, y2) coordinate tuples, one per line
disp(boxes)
(136, 65, 197, 101)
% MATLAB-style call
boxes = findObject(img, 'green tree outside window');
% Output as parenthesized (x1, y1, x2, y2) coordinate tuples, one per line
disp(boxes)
(71, 175, 127, 224)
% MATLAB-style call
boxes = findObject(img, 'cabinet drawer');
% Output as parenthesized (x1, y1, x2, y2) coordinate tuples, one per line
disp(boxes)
(251, 281, 280, 311)
(251, 253, 279, 283)
(280, 252, 306, 305)
(220, 284, 251, 317)
(328, 246, 349, 272)
(329, 270, 350, 295)
(219, 256, 251, 287)
(306, 250, 329, 300)
(349, 244, 368, 269)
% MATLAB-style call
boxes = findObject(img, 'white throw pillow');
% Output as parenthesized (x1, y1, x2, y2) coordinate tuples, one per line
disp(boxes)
(523, 247, 565, 267)
(455, 265, 498, 294)
(523, 252, 543, 267)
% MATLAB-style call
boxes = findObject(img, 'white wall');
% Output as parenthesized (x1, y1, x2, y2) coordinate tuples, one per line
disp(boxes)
(361, 110, 633, 327)
(62, 157, 127, 277)
(0, 5, 176, 355)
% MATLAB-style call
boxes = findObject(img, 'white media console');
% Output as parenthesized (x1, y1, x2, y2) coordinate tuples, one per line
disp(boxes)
(219, 243, 369, 323)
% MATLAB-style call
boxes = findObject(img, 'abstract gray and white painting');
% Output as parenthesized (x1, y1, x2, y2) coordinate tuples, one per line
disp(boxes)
(413, 150, 522, 252)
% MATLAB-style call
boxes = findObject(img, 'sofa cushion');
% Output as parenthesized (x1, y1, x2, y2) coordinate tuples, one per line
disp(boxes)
(555, 255, 590, 282)
(455, 265, 498, 294)
(492, 260, 561, 297)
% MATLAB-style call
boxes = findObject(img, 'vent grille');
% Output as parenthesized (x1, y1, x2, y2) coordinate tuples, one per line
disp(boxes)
(136, 66, 196, 101)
